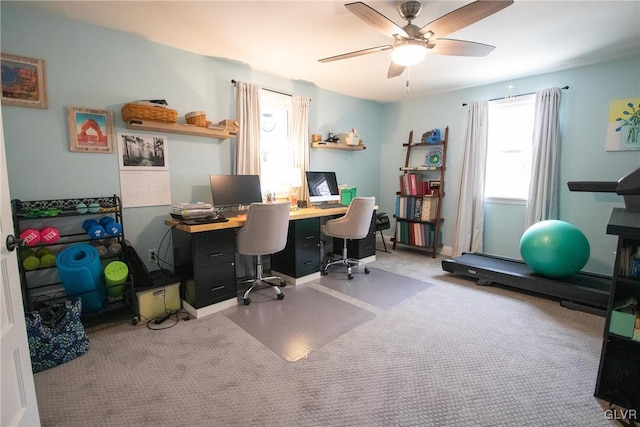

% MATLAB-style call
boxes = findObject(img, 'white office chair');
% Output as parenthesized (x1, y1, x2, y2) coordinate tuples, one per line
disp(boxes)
(236, 202, 290, 305)
(322, 196, 376, 279)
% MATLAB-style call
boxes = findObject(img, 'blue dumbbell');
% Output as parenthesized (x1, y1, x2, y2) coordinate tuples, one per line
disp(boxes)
(99, 216, 122, 237)
(82, 219, 106, 239)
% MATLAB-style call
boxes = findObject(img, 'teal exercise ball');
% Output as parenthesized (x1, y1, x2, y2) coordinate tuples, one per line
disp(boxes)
(519, 220, 590, 278)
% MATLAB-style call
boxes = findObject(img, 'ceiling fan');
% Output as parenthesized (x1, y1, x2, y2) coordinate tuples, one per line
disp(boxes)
(319, 0, 514, 78)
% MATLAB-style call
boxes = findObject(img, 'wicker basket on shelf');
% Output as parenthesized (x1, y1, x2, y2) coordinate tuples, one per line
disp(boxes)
(121, 103, 178, 123)
(185, 111, 210, 127)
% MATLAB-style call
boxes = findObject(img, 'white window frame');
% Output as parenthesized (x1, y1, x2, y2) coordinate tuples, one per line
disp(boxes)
(484, 94, 536, 202)
(259, 90, 293, 197)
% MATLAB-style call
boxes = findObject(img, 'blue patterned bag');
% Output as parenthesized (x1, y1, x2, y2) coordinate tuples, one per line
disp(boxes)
(25, 298, 90, 373)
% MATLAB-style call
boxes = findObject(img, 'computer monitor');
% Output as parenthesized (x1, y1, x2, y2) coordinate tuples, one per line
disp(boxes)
(209, 174, 263, 210)
(305, 171, 341, 205)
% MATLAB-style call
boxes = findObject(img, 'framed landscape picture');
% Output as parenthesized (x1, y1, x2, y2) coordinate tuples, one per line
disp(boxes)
(67, 106, 114, 153)
(1, 53, 48, 109)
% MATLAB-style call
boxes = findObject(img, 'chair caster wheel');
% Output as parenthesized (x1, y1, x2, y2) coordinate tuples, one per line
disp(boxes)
(280, 280, 287, 287)
(365, 267, 370, 274)
(243, 298, 251, 305)
(348, 274, 354, 280)
(321, 269, 328, 276)
(277, 293, 285, 300)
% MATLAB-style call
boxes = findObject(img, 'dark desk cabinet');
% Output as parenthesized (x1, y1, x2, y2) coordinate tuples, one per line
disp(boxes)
(272, 217, 321, 278)
(333, 211, 376, 259)
(172, 228, 236, 308)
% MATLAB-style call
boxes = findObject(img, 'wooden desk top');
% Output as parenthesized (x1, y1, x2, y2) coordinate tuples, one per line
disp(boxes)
(165, 205, 350, 233)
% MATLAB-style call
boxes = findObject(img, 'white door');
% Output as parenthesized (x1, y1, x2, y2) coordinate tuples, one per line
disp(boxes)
(0, 108, 41, 426)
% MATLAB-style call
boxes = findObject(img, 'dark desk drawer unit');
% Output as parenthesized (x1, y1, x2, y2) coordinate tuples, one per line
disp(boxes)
(272, 217, 321, 277)
(172, 228, 237, 308)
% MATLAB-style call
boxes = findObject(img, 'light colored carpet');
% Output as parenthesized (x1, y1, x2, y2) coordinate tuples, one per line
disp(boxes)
(32, 244, 615, 426)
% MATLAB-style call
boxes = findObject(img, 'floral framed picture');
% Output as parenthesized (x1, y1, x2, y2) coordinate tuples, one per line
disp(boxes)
(606, 98, 640, 151)
(67, 106, 114, 153)
(1, 53, 48, 109)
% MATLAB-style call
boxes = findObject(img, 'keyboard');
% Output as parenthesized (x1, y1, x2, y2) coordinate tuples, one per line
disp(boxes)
(315, 204, 348, 209)
(182, 214, 228, 225)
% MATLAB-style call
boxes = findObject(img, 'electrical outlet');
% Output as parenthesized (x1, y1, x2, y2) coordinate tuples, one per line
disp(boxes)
(148, 249, 157, 262)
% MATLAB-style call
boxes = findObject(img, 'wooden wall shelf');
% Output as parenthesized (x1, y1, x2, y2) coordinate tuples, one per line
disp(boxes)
(125, 119, 236, 139)
(311, 141, 366, 150)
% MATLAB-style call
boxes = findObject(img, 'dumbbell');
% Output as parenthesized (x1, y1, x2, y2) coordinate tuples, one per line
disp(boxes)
(104, 238, 122, 255)
(82, 219, 106, 239)
(76, 202, 101, 213)
(91, 241, 109, 257)
(21, 249, 40, 270)
(36, 247, 57, 268)
(19, 228, 41, 246)
(40, 226, 60, 244)
(19, 226, 60, 246)
(99, 217, 122, 237)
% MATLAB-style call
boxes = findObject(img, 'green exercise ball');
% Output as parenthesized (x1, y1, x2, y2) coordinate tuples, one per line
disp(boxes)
(519, 220, 590, 278)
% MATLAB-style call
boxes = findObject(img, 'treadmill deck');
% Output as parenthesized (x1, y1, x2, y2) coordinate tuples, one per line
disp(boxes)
(442, 252, 610, 313)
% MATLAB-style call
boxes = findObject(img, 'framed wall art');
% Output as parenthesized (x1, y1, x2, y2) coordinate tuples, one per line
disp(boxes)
(67, 106, 114, 153)
(606, 98, 640, 151)
(1, 53, 48, 109)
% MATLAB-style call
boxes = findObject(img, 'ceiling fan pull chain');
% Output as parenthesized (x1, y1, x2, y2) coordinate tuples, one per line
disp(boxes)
(406, 68, 411, 94)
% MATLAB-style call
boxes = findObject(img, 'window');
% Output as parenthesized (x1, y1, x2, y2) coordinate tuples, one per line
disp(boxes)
(484, 94, 536, 200)
(260, 90, 293, 196)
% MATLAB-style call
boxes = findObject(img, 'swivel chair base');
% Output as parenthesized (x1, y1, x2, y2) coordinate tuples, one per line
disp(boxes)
(322, 241, 370, 280)
(240, 256, 286, 305)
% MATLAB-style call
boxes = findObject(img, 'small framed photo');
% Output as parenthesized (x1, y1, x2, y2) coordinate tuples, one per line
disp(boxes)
(67, 106, 114, 153)
(117, 132, 169, 170)
(1, 53, 48, 109)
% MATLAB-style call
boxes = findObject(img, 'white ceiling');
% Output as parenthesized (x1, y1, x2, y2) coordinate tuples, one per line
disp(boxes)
(21, 1, 640, 102)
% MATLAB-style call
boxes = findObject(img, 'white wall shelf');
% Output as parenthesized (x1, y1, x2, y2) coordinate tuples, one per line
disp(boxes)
(311, 141, 366, 150)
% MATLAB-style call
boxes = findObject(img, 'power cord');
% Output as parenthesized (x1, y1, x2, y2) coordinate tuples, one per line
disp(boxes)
(144, 310, 191, 330)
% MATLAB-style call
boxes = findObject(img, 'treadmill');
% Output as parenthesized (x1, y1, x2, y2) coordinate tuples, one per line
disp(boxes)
(442, 168, 640, 316)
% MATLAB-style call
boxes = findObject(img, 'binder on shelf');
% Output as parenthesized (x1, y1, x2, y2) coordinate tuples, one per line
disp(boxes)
(420, 196, 438, 221)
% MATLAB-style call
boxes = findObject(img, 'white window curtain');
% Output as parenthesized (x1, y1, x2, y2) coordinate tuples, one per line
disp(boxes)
(234, 81, 261, 175)
(291, 95, 311, 202)
(523, 87, 562, 229)
(452, 100, 489, 258)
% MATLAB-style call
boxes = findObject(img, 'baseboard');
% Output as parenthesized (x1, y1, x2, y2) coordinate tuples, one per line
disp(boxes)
(271, 271, 320, 285)
(181, 298, 237, 319)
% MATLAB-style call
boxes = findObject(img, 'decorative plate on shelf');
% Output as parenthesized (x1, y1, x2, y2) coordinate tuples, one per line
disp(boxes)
(425, 147, 443, 167)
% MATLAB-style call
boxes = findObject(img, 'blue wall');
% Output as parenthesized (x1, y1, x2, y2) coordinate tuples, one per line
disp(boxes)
(2, 3, 638, 275)
(378, 58, 640, 274)
(1, 4, 383, 270)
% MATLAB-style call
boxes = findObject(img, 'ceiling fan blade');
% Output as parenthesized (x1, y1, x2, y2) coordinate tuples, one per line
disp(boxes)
(428, 38, 495, 57)
(387, 61, 406, 79)
(319, 45, 392, 63)
(345, 2, 409, 38)
(418, 0, 513, 38)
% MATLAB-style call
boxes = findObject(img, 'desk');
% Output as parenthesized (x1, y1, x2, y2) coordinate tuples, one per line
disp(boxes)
(165, 206, 369, 318)
(165, 206, 349, 233)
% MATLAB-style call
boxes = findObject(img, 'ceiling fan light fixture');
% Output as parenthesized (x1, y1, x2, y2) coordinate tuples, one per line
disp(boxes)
(391, 40, 427, 66)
